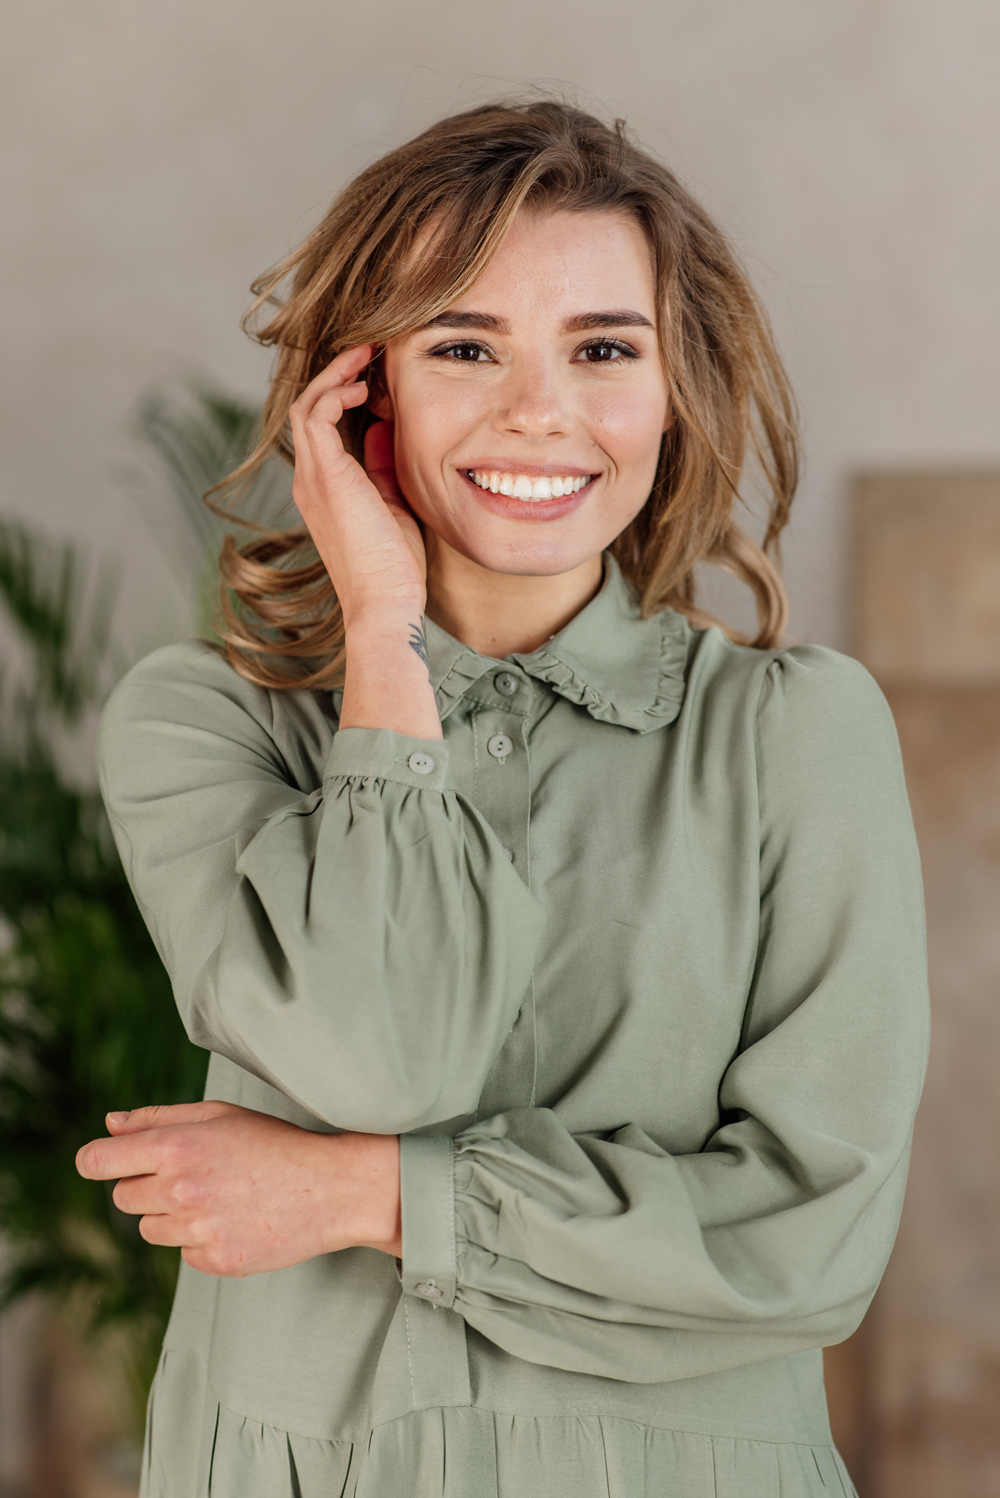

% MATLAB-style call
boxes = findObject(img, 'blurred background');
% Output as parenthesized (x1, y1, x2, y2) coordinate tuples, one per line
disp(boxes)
(1, 1, 998, 1494)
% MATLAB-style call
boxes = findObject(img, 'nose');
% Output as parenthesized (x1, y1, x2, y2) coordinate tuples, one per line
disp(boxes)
(494, 354, 570, 440)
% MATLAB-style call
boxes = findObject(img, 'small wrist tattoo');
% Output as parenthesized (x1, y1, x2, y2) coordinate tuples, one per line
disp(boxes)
(408, 619, 430, 677)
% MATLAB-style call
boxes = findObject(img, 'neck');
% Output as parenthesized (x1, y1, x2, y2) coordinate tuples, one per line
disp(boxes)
(423, 535, 604, 657)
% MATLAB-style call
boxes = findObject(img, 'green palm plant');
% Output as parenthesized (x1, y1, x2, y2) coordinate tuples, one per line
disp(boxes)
(0, 385, 284, 1427)
(131, 383, 291, 636)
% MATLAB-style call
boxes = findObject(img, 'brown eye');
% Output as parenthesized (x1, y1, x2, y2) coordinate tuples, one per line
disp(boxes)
(430, 340, 493, 363)
(577, 339, 638, 364)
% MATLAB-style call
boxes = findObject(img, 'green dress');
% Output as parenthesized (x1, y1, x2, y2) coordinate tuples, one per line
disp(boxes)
(98, 555, 929, 1498)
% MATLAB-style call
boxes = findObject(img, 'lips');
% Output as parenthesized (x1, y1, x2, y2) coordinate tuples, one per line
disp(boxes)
(456, 465, 599, 522)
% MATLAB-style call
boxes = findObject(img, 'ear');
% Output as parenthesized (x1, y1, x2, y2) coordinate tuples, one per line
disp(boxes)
(368, 388, 394, 420)
(366, 353, 394, 421)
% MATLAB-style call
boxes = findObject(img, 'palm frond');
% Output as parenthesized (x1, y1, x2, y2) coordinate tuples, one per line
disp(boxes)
(131, 383, 293, 584)
(0, 384, 260, 1433)
(0, 522, 117, 730)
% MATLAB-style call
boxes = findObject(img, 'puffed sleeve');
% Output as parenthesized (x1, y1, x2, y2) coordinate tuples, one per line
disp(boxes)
(397, 648, 930, 1383)
(97, 640, 545, 1133)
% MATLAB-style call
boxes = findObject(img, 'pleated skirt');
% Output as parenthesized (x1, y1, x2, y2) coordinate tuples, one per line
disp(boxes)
(141, 1354, 858, 1498)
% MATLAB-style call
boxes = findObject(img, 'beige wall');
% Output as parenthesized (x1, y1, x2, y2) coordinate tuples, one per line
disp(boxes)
(2, 0, 998, 647)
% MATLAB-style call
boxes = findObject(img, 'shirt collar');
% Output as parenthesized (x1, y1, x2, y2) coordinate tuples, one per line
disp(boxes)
(425, 553, 689, 733)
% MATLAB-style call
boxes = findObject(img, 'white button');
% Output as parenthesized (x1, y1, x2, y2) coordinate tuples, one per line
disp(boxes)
(407, 752, 435, 775)
(494, 671, 517, 696)
(415, 1280, 442, 1300)
(487, 733, 513, 760)
(501, 846, 515, 861)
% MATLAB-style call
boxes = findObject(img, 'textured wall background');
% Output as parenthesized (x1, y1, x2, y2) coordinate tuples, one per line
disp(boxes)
(3, 6, 1000, 1493)
(3, 0, 998, 648)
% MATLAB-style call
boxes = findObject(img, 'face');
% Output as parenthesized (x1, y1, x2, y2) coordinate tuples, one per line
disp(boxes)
(374, 208, 670, 577)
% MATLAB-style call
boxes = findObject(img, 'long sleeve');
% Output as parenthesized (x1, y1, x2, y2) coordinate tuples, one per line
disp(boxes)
(97, 640, 545, 1133)
(399, 648, 930, 1383)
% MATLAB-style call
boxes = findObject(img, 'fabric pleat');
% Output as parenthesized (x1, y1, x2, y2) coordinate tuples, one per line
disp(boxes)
(148, 1392, 859, 1498)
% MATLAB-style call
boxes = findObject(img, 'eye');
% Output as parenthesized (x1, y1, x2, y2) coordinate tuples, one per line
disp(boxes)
(576, 339, 639, 364)
(430, 341, 495, 363)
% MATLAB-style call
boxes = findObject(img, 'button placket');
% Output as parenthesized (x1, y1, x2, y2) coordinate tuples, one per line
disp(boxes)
(462, 671, 532, 873)
(467, 705, 537, 1120)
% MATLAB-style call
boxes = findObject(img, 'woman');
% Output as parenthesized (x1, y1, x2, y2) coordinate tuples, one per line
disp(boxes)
(78, 101, 929, 1497)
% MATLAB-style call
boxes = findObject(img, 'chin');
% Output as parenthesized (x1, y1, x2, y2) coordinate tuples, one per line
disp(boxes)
(440, 522, 604, 578)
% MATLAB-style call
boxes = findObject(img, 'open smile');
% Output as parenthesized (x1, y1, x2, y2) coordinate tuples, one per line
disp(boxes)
(464, 469, 596, 502)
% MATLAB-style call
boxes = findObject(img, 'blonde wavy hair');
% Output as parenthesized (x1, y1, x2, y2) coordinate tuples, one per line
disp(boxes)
(212, 98, 799, 689)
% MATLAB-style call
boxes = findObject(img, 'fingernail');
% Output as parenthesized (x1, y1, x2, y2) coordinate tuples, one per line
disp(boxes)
(107, 1111, 130, 1124)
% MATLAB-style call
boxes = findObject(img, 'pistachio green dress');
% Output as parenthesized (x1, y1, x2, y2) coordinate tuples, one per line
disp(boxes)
(98, 555, 929, 1498)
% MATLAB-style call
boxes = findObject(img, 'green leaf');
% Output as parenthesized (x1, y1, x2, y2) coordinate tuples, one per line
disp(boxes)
(0, 382, 270, 1431)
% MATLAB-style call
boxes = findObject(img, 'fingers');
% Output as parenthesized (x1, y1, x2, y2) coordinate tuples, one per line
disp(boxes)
(111, 1172, 164, 1216)
(300, 381, 369, 446)
(105, 1101, 233, 1135)
(182, 1243, 247, 1278)
(76, 1102, 235, 1180)
(323, 342, 376, 383)
(291, 343, 375, 424)
(140, 1215, 188, 1248)
(363, 421, 407, 509)
(288, 342, 370, 492)
(288, 377, 369, 498)
(77, 1131, 169, 1180)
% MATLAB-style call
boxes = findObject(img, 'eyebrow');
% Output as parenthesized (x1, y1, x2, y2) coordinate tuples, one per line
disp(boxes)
(418, 309, 655, 334)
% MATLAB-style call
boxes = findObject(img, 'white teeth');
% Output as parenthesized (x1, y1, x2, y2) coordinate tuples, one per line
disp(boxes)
(467, 471, 592, 501)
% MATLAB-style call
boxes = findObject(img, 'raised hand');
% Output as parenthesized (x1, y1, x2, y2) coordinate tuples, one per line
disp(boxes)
(75, 1102, 402, 1277)
(288, 343, 443, 739)
(289, 344, 426, 630)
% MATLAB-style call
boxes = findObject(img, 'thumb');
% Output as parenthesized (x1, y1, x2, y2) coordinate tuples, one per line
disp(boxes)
(363, 421, 408, 510)
(105, 1101, 232, 1135)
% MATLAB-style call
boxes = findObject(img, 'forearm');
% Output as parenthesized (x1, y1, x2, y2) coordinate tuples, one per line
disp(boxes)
(340, 607, 443, 740)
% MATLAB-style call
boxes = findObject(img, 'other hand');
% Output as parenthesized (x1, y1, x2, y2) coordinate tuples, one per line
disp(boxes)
(75, 1101, 401, 1278)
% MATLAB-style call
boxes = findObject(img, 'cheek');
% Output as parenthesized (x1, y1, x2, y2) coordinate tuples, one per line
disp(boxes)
(391, 378, 484, 486)
(587, 386, 668, 474)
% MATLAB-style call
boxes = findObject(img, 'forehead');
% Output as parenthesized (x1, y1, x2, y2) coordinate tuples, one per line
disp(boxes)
(441, 207, 657, 319)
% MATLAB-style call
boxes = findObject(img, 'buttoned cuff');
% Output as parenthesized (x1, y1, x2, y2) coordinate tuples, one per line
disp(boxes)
(323, 727, 450, 791)
(399, 1133, 458, 1310)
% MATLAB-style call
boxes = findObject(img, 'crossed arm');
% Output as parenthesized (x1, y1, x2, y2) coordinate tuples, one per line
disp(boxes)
(77, 346, 436, 1278)
(76, 1101, 402, 1273)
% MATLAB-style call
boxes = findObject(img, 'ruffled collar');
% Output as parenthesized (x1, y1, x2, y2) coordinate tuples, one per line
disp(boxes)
(425, 554, 689, 734)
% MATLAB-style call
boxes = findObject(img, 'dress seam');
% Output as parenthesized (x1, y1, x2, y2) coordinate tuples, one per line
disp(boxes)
(402, 1297, 417, 1406)
(206, 1390, 840, 1451)
(523, 715, 538, 1108)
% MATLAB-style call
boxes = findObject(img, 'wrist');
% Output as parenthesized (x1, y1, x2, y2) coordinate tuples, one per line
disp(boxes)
(340, 605, 442, 740)
(343, 595, 427, 642)
(324, 1132, 402, 1257)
